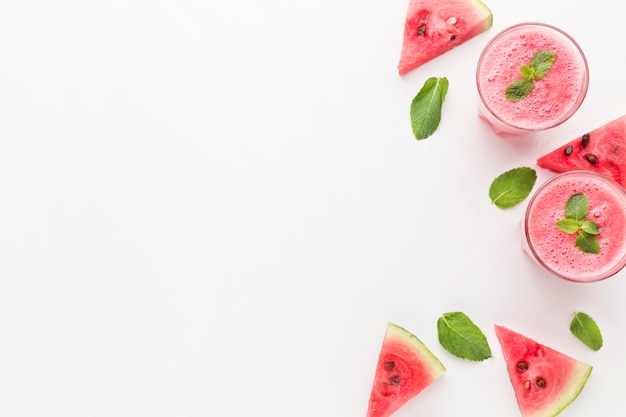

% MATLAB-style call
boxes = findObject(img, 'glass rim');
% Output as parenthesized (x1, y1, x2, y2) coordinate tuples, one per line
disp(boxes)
(524, 170, 626, 282)
(476, 22, 590, 132)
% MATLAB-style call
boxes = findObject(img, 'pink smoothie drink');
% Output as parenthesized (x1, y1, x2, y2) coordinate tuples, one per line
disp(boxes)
(477, 23, 588, 135)
(523, 171, 626, 282)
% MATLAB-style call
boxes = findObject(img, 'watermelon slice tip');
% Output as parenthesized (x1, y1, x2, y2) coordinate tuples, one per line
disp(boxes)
(366, 322, 446, 417)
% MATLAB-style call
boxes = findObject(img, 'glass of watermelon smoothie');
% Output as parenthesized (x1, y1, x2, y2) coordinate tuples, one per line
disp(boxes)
(523, 171, 626, 282)
(476, 23, 589, 135)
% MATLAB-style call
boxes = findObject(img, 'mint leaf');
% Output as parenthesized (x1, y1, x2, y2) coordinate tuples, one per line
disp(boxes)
(565, 193, 589, 221)
(576, 231, 601, 254)
(520, 65, 534, 81)
(437, 312, 492, 361)
(570, 312, 603, 351)
(410, 77, 449, 140)
(556, 218, 580, 234)
(581, 220, 600, 235)
(530, 50, 556, 80)
(505, 79, 534, 102)
(556, 193, 601, 254)
(488, 167, 537, 209)
(505, 50, 556, 101)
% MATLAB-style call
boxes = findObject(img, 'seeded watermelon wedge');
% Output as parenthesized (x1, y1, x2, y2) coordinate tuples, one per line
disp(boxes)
(537, 114, 626, 187)
(366, 322, 445, 417)
(495, 325, 592, 417)
(398, 0, 493, 75)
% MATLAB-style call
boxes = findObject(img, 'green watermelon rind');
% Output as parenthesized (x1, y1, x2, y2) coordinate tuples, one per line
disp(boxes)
(386, 323, 447, 377)
(467, 0, 494, 25)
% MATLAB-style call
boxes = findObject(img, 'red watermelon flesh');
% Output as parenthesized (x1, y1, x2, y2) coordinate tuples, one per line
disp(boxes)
(537, 114, 626, 187)
(366, 322, 446, 417)
(398, 0, 493, 75)
(495, 325, 592, 417)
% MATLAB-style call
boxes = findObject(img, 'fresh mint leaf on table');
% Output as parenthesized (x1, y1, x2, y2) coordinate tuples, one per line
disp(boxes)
(570, 312, 603, 351)
(489, 167, 537, 209)
(505, 50, 556, 102)
(556, 193, 601, 254)
(410, 77, 448, 140)
(437, 312, 492, 361)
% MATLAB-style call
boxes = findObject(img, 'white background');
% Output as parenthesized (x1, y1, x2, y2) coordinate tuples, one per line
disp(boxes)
(1, 0, 626, 416)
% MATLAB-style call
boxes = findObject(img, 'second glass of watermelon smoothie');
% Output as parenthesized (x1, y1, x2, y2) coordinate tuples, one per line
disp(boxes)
(523, 171, 626, 282)
(476, 23, 589, 135)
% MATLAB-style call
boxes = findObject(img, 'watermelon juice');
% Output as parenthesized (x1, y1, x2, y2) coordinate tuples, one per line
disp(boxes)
(476, 23, 589, 135)
(523, 171, 626, 282)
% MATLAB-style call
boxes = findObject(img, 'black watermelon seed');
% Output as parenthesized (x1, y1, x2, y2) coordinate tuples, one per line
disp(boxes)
(450, 34, 457, 40)
(536, 377, 547, 388)
(585, 154, 598, 164)
(582, 133, 590, 147)
(517, 362, 529, 371)
(384, 361, 395, 371)
(390, 376, 401, 386)
(564, 145, 573, 156)
(417, 25, 427, 36)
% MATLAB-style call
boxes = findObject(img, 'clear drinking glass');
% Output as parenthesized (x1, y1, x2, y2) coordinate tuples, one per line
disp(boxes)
(522, 171, 626, 282)
(476, 23, 589, 135)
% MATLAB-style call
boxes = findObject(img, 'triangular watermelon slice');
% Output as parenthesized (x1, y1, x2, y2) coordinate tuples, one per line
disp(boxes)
(398, 0, 493, 75)
(537, 114, 626, 187)
(366, 322, 445, 417)
(495, 325, 592, 417)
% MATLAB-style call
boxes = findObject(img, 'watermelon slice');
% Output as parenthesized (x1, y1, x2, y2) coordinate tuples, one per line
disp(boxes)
(398, 0, 493, 75)
(495, 325, 592, 417)
(366, 322, 445, 417)
(537, 114, 626, 187)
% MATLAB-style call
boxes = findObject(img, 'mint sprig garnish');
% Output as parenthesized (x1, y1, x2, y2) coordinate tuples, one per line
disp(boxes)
(505, 79, 534, 101)
(555, 193, 601, 254)
(489, 167, 537, 209)
(505, 50, 556, 102)
(437, 312, 492, 361)
(410, 77, 449, 140)
(570, 312, 603, 351)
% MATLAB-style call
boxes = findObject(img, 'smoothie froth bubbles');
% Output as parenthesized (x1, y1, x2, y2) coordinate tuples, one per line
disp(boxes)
(477, 23, 589, 135)
(523, 171, 626, 282)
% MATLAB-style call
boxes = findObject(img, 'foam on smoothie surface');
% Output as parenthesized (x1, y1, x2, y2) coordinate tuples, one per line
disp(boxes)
(478, 26, 585, 130)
